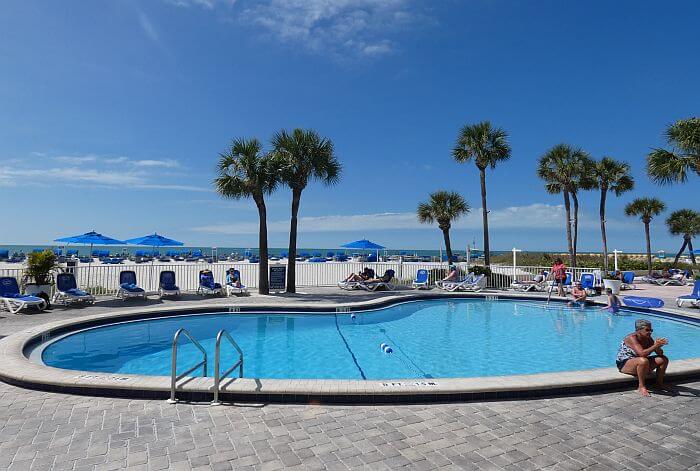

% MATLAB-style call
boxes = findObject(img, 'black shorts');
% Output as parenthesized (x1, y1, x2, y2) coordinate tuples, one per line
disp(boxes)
(616, 355, 659, 371)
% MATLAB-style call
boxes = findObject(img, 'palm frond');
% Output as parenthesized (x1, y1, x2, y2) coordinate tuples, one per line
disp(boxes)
(624, 197, 666, 223)
(453, 121, 511, 169)
(417, 191, 470, 227)
(666, 209, 700, 237)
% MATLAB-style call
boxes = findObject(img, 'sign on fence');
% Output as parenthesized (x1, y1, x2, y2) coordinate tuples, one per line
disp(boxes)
(269, 265, 286, 292)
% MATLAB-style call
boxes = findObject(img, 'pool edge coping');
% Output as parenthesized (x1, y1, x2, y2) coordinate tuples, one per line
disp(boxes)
(1, 291, 699, 404)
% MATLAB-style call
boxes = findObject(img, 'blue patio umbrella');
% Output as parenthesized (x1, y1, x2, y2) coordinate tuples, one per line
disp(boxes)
(125, 233, 184, 290)
(54, 231, 126, 288)
(341, 239, 386, 261)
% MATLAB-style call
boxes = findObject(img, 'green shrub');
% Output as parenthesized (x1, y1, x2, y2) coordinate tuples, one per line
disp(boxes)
(24, 250, 57, 285)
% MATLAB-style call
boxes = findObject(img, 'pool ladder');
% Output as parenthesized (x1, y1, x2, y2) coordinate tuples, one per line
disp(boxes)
(167, 328, 244, 405)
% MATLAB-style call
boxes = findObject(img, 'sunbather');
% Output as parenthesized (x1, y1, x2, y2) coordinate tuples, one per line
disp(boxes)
(344, 267, 373, 283)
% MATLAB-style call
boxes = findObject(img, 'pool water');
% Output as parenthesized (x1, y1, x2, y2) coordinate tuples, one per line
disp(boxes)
(40, 299, 700, 380)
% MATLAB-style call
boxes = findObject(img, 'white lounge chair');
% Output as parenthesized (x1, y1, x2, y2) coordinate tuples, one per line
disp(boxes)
(0, 277, 47, 314)
(52, 273, 95, 306)
(359, 270, 395, 291)
(437, 273, 476, 292)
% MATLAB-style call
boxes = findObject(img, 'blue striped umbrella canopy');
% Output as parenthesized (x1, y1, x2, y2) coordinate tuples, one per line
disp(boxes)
(124, 233, 184, 247)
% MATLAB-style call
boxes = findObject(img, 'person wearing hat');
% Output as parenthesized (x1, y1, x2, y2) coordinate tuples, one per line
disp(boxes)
(615, 319, 670, 397)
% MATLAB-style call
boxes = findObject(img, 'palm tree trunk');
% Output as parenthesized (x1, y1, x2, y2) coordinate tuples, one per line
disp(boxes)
(479, 168, 490, 266)
(286, 188, 302, 293)
(441, 227, 453, 264)
(255, 195, 270, 295)
(644, 221, 653, 276)
(688, 238, 697, 265)
(599, 189, 609, 272)
(563, 191, 574, 267)
(672, 238, 688, 267)
(571, 191, 579, 268)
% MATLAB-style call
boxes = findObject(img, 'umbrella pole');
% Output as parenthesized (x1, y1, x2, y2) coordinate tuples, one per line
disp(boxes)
(87, 243, 93, 290)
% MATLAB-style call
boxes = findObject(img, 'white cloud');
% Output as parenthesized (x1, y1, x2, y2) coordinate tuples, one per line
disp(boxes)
(1, 153, 205, 192)
(190, 204, 581, 235)
(138, 11, 160, 44)
(52, 155, 99, 164)
(132, 159, 179, 168)
(164, 0, 236, 9)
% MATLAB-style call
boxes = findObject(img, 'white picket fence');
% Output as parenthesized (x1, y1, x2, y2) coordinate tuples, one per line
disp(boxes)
(0, 262, 602, 295)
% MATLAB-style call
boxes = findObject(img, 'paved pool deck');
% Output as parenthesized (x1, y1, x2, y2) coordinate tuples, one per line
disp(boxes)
(0, 285, 698, 470)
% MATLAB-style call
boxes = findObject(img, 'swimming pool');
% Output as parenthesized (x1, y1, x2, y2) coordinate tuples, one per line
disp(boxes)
(39, 299, 700, 380)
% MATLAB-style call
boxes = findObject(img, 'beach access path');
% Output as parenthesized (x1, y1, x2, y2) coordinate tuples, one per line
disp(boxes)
(0, 287, 698, 470)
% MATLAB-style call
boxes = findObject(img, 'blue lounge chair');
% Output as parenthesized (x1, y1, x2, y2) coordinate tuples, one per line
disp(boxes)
(117, 271, 147, 300)
(159, 270, 180, 298)
(676, 280, 700, 308)
(621, 271, 637, 290)
(197, 270, 222, 296)
(53, 273, 95, 306)
(225, 269, 248, 296)
(412, 269, 430, 289)
(0, 250, 8, 260)
(580, 273, 596, 295)
(0, 277, 47, 314)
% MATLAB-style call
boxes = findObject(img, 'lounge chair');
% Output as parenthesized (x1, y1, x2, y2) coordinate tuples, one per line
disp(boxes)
(510, 273, 546, 292)
(360, 270, 395, 291)
(159, 271, 180, 298)
(621, 271, 637, 290)
(547, 271, 573, 293)
(197, 270, 222, 296)
(0, 277, 47, 314)
(580, 273, 596, 295)
(412, 269, 430, 289)
(52, 273, 95, 306)
(117, 271, 147, 300)
(226, 269, 248, 296)
(643, 276, 685, 286)
(676, 280, 700, 308)
(338, 268, 375, 290)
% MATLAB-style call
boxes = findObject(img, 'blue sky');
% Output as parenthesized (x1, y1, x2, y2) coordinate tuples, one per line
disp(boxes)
(1, 0, 698, 253)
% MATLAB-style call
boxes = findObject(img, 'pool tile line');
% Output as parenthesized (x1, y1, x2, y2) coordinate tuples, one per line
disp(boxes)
(333, 313, 367, 380)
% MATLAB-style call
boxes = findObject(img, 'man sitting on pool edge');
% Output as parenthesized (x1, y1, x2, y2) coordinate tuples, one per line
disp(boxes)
(616, 319, 670, 397)
(567, 282, 587, 307)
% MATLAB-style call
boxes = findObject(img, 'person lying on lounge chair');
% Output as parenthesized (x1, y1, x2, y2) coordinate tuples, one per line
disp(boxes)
(364, 270, 394, 284)
(568, 282, 587, 307)
(344, 267, 373, 283)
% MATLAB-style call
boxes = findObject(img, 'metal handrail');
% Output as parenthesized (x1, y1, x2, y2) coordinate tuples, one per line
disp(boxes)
(167, 328, 208, 404)
(211, 329, 244, 406)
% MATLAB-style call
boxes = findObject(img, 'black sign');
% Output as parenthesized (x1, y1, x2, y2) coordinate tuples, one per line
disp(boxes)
(269, 265, 286, 292)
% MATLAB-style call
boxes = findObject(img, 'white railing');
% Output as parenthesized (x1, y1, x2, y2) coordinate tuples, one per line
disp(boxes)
(0, 262, 602, 295)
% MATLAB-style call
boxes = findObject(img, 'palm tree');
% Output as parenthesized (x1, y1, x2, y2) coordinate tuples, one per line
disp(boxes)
(417, 191, 470, 263)
(215, 138, 279, 294)
(647, 117, 700, 185)
(666, 209, 700, 266)
(537, 144, 589, 268)
(272, 129, 341, 293)
(624, 198, 666, 275)
(452, 121, 511, 266)
(587, 157, 634, 271)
